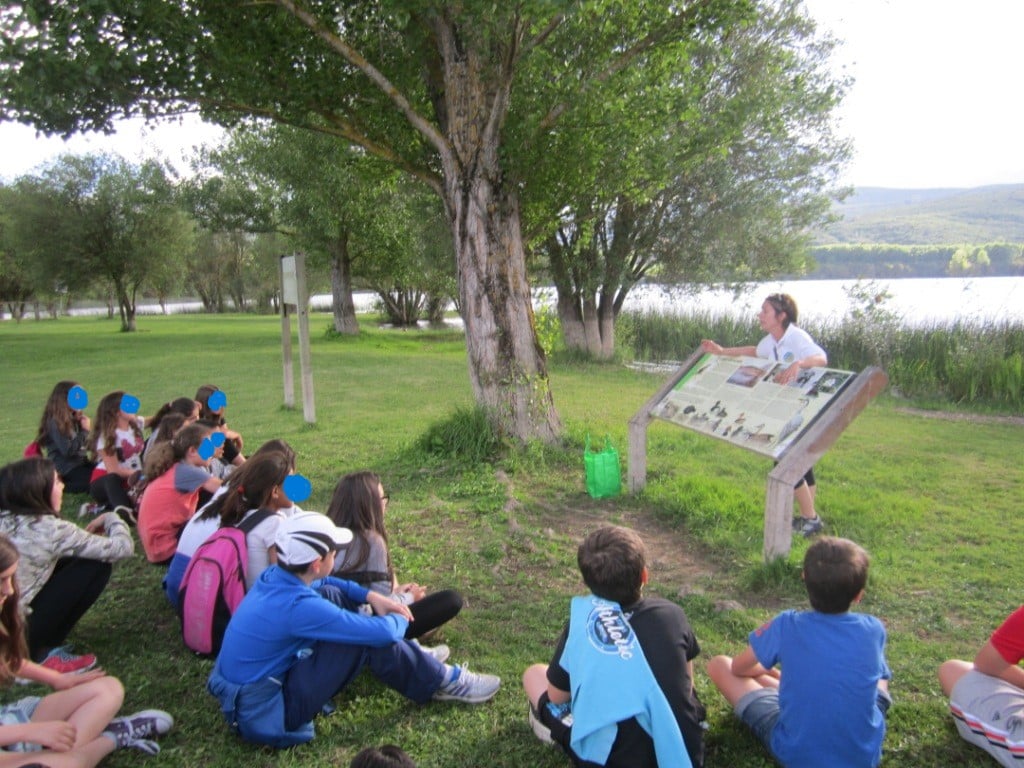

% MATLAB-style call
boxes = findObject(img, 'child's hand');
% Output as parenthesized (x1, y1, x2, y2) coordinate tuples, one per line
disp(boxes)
(397, 583, 427, 602)
(26, 720, 77, 752)
(51, 668, 107, 691)
(366, 591, 414, 622)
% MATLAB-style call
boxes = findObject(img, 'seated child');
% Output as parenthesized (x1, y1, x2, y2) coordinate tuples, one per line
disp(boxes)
(137, 424, 221, 564)
(86, 390, 146, 522)
(162, 441, 299, 608)
(522, 525, 706, 767)
(0, 533, 173, 766)
(328, 471, 463, 643)
(938, 605, 1024, 767)
(35, 381, 93, 494)
(707, 536, 892, 768)
(207, 511, 501, 748)
(350, 744, 416, 767)
(0, 457, 134, 670)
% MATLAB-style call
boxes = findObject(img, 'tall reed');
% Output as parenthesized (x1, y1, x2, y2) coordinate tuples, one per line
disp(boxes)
(620, 309, 1024, 409)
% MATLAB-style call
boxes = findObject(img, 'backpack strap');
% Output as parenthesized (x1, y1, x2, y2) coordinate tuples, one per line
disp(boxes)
(235, 508, 275, 536)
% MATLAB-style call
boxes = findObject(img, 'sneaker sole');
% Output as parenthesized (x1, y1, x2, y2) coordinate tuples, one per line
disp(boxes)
(528, 705, 554, 746)
(433, 680, 501, 704)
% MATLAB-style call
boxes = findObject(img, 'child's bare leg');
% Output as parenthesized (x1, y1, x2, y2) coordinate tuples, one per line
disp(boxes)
(707, 655, 776, 708)
(522, 664, 549, 708)
(31, 676, 124, 746)
(938, 659, 972, 697)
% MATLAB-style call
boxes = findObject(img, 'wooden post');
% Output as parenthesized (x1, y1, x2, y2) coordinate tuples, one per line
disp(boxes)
(279, 254, 316, 424)
(280, 258, 295, 409)
(628, 349, 707, 494)
(294, 255, 316, 424)
(762, 366, 889, 560)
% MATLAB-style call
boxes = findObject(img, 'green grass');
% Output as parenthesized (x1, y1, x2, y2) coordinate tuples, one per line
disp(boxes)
(1, 313, 1022, 767)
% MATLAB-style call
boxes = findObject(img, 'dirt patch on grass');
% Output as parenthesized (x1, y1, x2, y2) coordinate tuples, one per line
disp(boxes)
(516, 489, 716, 597)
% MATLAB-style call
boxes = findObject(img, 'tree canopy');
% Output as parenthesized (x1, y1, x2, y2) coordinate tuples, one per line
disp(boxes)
(3, 0, 838, 441)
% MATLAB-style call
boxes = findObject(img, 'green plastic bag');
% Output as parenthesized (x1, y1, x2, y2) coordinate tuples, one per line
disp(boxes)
(584, 434, 622, 499)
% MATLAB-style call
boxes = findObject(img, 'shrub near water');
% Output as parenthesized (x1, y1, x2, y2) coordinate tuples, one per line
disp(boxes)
(622, 309, 1024, 409)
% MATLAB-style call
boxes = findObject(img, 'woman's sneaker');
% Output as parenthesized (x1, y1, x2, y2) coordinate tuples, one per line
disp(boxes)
(103, 710, 174, 755)
(433, 665, 501, 704)
(40, 646, 97, 674)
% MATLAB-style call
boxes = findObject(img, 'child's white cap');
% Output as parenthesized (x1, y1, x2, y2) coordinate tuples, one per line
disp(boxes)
(275, 511, 353, 566)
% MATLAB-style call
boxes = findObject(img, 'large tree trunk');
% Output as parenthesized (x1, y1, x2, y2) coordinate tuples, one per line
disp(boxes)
(430, 16, 562, 443)
(444, 172, 561, 442)
(329, 233, 359, 335)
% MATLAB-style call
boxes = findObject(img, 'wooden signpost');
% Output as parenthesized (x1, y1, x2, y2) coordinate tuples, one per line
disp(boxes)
(280, 254, 316, 424)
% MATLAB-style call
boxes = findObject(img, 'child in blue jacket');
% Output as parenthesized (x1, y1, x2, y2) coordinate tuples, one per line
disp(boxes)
(208, 511, 500, 748)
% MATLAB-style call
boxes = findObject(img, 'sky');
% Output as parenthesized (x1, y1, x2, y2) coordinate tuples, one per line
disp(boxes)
(1, 0, 1021, 189)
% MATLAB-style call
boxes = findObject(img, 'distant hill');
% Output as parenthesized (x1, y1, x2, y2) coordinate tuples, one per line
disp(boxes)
(814, 184, 1024, 245)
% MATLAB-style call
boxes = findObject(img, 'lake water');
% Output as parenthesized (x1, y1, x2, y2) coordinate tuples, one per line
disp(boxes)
(608, 276, 1024, 326)
(5, 276, 1022, 327)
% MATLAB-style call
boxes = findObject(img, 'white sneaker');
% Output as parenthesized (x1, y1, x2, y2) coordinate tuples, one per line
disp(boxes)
(528, 704, 555, 746)
(432, 666, 501, 704)
(411, 639, 451, 664)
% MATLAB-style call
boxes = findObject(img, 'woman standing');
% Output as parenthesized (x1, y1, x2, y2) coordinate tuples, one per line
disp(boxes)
(701, 293, 827, 536)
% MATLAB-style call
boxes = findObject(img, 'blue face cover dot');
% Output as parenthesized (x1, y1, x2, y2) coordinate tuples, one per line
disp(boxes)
(67, 385, 88, 410)
(208, 390, 227, 411)
(120, 393, 140, 414)
(198, 438, 216, 461)
(283, 474, 312, 504)
(210, 431, 226, 448)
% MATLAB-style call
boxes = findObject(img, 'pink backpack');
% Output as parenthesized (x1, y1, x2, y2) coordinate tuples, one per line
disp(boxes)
(178, 510, 272, 656)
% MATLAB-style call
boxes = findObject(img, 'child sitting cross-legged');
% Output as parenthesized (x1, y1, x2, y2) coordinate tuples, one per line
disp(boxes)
(0, 533, 172, 766)
(207, 511, 500, 749)
(707, 536, 892, 768)
(522, 525, 707, 767)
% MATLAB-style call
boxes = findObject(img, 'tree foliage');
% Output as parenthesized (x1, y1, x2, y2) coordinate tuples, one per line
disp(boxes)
(2, 0, 768, 440)
(535, 0, 850, 358)
(2, 154, 191, 330)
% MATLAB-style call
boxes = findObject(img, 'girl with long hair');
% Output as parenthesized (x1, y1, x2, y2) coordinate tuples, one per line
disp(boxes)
(136, 424, 221, 565)
(0, 534, 173, 764)
(85, 391, 145, 522)
(142, 396, 199, 458)
(194, 384, 245, 467)
(34, 381, 92, 494)
(0, 458, 133, 671)
(163, 441, 298, 607)
(327, 471, 463, 642)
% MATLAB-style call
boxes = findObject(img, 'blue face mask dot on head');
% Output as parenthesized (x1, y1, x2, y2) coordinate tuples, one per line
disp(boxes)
(283, 474, 312, 504)
(207, 390, 227, 412)
(210, 431, 226, 448)
(67, 385, 88, 410)
(198, 438, 216, 461)
(120, 393, 140, 414)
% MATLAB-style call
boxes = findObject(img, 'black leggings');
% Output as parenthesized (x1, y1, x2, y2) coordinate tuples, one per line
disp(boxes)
(27, 558, 112, 660)
(90, 472, 132, 510)
(61, 463, 94, 495)
(405, 590, 463, 640)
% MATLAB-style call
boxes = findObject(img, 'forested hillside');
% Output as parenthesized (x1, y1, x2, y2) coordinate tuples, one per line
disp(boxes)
(803, 185, 1024, 278)
(814, 184, 1024, 244)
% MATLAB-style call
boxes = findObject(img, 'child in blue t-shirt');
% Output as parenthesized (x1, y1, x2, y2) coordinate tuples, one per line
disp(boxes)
(707, 536, 892, 768)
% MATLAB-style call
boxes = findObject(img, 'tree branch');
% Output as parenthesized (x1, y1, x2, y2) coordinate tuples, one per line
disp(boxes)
(273, 0, 451, 166)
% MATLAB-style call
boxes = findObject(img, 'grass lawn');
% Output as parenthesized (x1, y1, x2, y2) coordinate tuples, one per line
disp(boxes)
(0, 312, 1021, 767)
